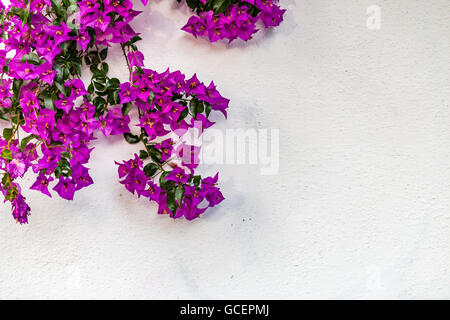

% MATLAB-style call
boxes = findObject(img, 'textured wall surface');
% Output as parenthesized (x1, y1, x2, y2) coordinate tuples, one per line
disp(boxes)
(1, 0, 450, 299)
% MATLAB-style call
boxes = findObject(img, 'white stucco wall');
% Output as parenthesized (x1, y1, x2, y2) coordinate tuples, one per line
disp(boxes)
(1, 0, 450, 299)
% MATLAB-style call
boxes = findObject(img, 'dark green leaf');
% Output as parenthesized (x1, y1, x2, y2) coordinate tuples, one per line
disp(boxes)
(20, 134, 37, 152)
(44, 92, 55, 109)
(139, 150, 149, 160)
(87, 83, 94, 94)
(122, 103, 133, 115)
(19, 52, 43, 65)
(1, 149, 12, 160)
(143, 163, 159, 177)
(93, 96, 106, 108)
(100, 48, 108, 60)
(178, 107, 189, 123)
(175, 185, 185, 206)
(148, 146, 162, 163)
(205, 102, 212, 117)
(193, 175, 201, 188)
(123, 132, 140, 144)
(190, 98, 204, 116)
(2, 128, 12, 141)
(2, 172, 11, 186)
(124, 36, 142, 46)
(101, 62, 109, 74)
(213, 0, 231, 14)
(160, 172, 175, 191)
(54, 81, 67, 96)
(166, 188, 177, 216)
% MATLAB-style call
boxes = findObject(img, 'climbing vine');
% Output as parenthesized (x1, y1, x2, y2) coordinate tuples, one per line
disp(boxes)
(0, 0, 285, 223)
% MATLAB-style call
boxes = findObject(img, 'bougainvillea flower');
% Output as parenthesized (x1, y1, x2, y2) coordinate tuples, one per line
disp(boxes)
(30, 174, 54, 197)
(86, 12, 111, 32)
(7, 159, 27, 180)
(54, 94, 75, 113)
(72, 165, 94, 191)
(36, 44, 61, 63)
(53, 177, 77, 201)
(77, 32, 91, 52)
(65, 79, 89, 97)
(11, 193, 31, 224)
(155, 139, 174, 162)
(30, 0, 51, 12)
(11, 61, 39, 80)
(137, 113, 169, 140)
(44, 22, 72, 45)
(165, 167, 190, 184)
(0, 99, 11, 109)
(36, 62, 57, 85)
(144, 181, 161, 202)
(128, 51, 144, 67)
(119, 82, 139, 103)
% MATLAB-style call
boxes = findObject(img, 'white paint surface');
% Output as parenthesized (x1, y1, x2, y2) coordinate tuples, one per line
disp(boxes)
(1, 0, 450, 299)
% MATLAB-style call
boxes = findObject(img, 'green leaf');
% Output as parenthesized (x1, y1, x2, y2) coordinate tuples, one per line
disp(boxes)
(9, 8, 25, 20)
(123, 132, 140, 144)
(205, 102, 212, 117)
(2, 172, 11, 186)
(143, 163, 159, 177)
(87, 28, 96, 49)
(106, 78, 120, 90)
(87, 83, 94, 94)
(100, 48, 108, 60)
(51, 0, 63, 11)
(148, 91, 155, 105)
(20, 134, 37, 152)
(44, 92, 55, 110)
(2, 128, 12, 141)
(177, 107, 189, 123)
(166, 188, 177, 216)
(185, 0, 199, 10)
(61, 151, 71, 158)
(93, 96, 106, 108)
(190, 98, 204, 116)
(139, 150, 149, 160)
(55, 81, 68, 96)
(124, 36, 142, 46)
(148, 146, 162, 163)
(20, 52, 43, 65)
(213, 0, 231, 14)
(160, 172, 175, 191)
(175, 185, 185, 206)
(196, 101, 205, 114)
(193, 175, 202, 188)
(189, 99, 198, 114)
(122, 103, 133, 115)
(93, 80, 105, 91)
(1, 149, 12, 160)
(101, 62, 109, 74)
(108, 91, 120, 105)
(12, 79, 24, 101)
(73, 61, 82, 76)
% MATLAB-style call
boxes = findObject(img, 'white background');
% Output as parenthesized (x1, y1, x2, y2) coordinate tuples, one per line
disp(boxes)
(1, 0, 450, 299)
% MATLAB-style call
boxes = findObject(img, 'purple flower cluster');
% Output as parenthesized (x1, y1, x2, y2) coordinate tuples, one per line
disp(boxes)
(0, 0, 286, 224)
(0, 139, 35, 223)
(77, 0, 141, 47)
(116, 156, 224, 220)
(182, 0, 286, 42)
(116, 65, 228, 219)
(0, 0, 132, 223)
